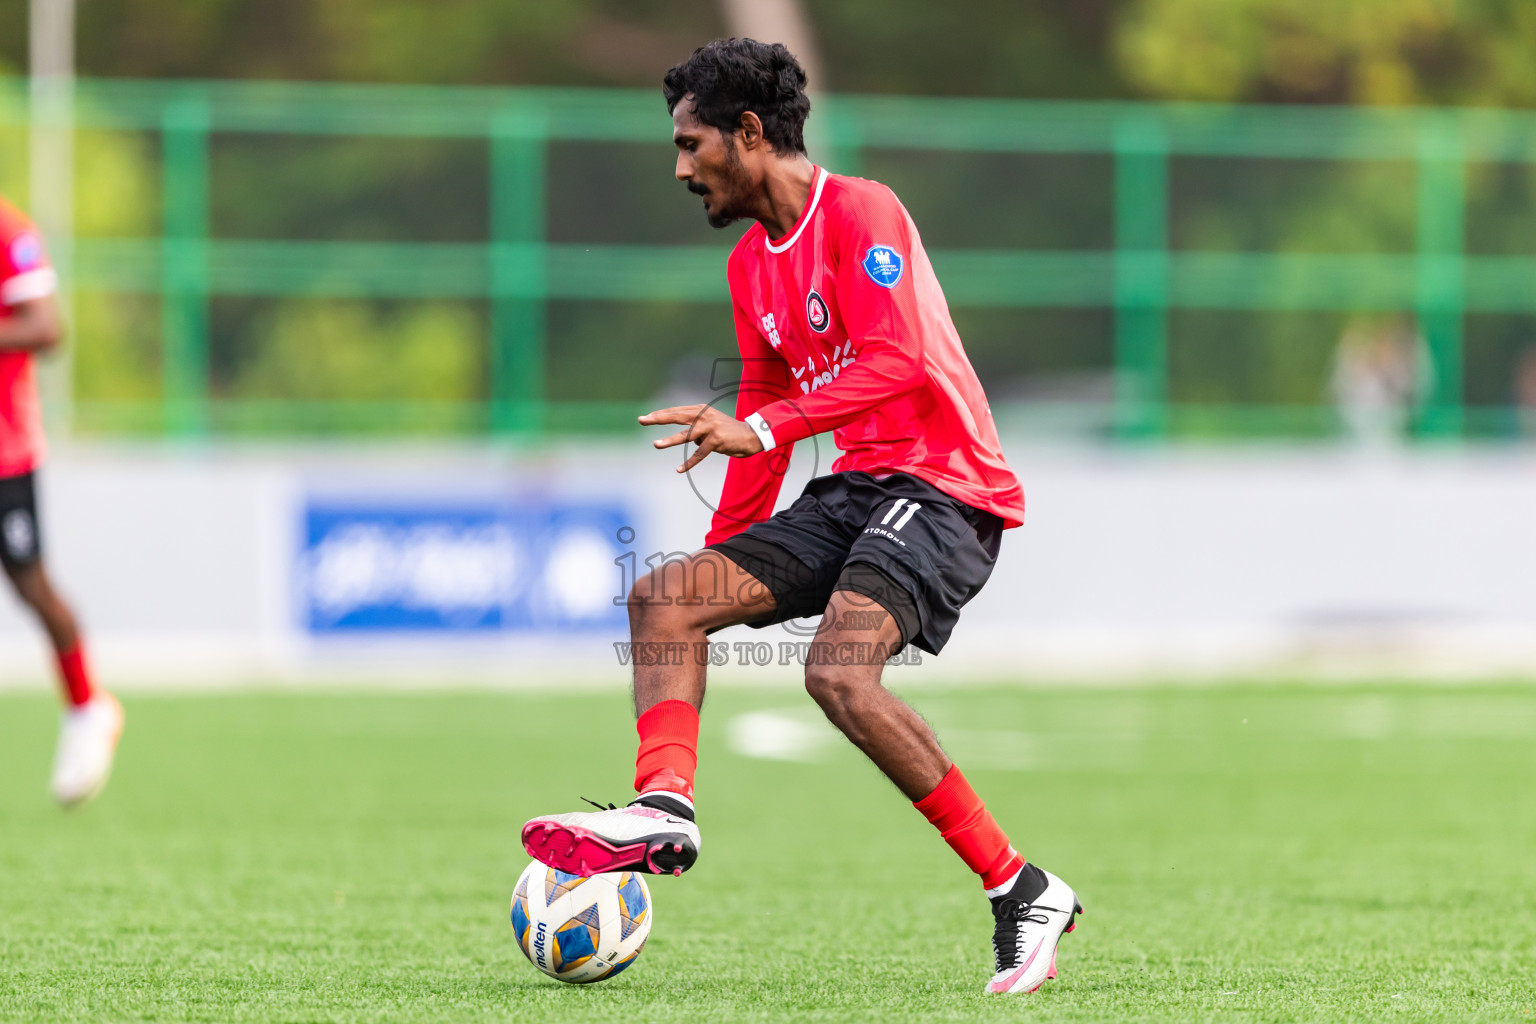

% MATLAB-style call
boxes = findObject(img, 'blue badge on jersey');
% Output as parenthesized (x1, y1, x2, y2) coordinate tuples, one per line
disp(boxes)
(9, 233, 42, 271)
(861, 245, 905, 289)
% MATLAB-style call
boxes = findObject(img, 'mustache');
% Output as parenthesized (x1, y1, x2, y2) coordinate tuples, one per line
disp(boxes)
(686, 181, 710, 196)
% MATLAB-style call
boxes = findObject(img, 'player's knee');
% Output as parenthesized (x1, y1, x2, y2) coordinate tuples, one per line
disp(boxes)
(804, 661, 864, 718)
(626, 573, 661, 626)
(4, 563, 42, 607)
(627, 571, 699, 633)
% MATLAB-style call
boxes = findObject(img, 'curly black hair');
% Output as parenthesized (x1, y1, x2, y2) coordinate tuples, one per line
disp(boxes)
(663, 38, 810, 155)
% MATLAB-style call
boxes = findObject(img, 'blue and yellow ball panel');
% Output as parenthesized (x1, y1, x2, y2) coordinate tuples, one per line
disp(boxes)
(568, 946, 641, 985)
(553, 915, 598, 973)
(510, 895, 531, 952)
(511, 873, 532, 953)
(604, 951, 640, 980)
(545, 868, 587, 907)
(617, 872, 649, 940)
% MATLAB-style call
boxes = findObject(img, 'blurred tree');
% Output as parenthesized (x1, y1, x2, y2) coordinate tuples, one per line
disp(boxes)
(7, 1, 1536, 104)
(1, 118, 166, 408)
(210, 135, 486, 242)
(1116, 0, 1536, 421)
(73, 294, 162, 406)
(0, 0, 725, 86)
(219, 299, 483, 403)
(812, 0, 1123, 98)
(0, 126, 22, 199)
(0, 0, 1126, 98)
(8, 1, 1536, 433)
(1117, 0, 1536, 106)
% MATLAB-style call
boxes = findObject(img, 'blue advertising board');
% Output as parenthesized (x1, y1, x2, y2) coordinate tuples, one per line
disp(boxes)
(299, 499, 629, 634)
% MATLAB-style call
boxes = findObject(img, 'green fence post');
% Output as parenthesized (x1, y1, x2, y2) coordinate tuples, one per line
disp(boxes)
(1113, 113, 1170, 439)
(1415, 113, 1465, 438)
(490, 105, 548, 436)
(161, 95, 211, 436)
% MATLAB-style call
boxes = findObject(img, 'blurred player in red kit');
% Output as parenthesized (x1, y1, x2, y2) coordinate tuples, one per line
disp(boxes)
(0, 195, 122, 806)
(522, 40, 1079, 993)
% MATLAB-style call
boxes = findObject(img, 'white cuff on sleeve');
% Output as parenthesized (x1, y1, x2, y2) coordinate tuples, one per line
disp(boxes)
(1, 268, 58, 306)
(745, 411, 777, 452)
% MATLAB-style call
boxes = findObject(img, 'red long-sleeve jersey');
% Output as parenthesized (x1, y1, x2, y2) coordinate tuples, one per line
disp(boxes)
(0, 196, 54, 477)
(707, 167, 1024, 546)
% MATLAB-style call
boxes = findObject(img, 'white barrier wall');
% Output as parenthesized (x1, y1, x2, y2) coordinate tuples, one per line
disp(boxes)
(1, 440, 1534, 688)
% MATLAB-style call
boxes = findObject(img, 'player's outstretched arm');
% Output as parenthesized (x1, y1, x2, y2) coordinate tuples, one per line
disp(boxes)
(0, 295, 63, 352)
(640, 404, 764, 472)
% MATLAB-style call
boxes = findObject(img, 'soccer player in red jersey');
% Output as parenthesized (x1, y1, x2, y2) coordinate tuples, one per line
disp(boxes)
(523, 40, 1079, 993)
(0, 195, 123, 806)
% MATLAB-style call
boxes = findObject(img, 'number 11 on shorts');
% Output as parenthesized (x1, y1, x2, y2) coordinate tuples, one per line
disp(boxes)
(881, 499, 922, 531)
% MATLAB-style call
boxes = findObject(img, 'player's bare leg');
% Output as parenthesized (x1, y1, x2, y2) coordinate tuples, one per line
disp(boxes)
(6, 560, 123, 807)
(7, 560, 79, 653)
(628, 549, 777, 714)
(523, 550, 776, 875)
(801, 588, 948, 799)
(804, 588, 1080, 993)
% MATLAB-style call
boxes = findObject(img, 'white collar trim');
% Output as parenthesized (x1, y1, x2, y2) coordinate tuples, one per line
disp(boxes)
(764, 166, 827, 254)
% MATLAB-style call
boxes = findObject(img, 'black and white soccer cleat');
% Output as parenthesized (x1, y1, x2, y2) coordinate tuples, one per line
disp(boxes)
(986, 865, 1082, 994)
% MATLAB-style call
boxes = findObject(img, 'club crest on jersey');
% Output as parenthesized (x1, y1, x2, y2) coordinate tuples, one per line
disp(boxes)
(9, 233, 42, 271)
(805, 290, 830, 333)
(861, 245, 905, 289)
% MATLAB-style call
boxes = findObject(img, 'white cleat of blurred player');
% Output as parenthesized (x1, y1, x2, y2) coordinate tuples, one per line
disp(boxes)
(523, 794, 700, 877)
(986, 865, 1082, 994)
(50, 691, 124, 808)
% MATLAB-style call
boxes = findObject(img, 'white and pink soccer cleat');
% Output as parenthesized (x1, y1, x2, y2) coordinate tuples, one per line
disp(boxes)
(522, 795, 700, 878)
(50, 691, 124, 808)
(986, 865, 1082, 994)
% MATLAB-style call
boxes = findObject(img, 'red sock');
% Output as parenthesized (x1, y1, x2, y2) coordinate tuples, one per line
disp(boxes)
(633, 700, 699, 802)
(56, 642, 95, 708)
(914, 765, 1025, 889)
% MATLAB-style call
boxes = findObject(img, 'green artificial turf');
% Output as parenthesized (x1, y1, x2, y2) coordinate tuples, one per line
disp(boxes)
(1, 684, 1534, 1022)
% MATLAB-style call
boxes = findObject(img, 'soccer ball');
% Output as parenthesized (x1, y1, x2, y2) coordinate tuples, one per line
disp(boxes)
(510, 860, 652, 984)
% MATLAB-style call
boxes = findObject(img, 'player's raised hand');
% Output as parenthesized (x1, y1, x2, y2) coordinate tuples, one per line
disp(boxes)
(640, 404, 763, 472)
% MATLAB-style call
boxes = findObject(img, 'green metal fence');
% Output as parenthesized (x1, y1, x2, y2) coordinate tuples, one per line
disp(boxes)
(5, 78, 1536, 440)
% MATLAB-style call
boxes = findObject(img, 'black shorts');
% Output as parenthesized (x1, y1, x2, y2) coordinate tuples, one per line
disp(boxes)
(708, 471, 1004, 655)
(0, 471, 41, 572)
